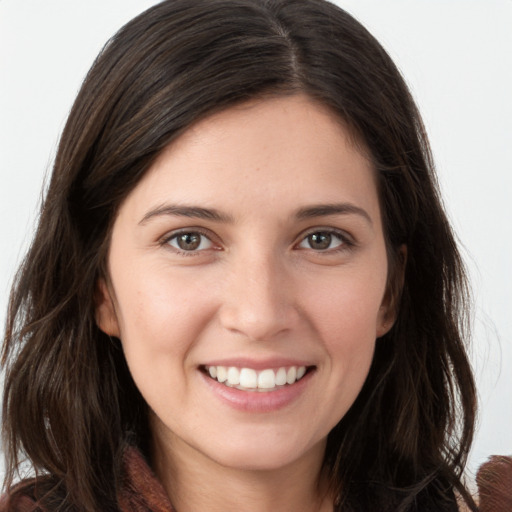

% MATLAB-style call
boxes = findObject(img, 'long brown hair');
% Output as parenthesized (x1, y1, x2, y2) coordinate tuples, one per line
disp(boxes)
(2, 1, 477, 510)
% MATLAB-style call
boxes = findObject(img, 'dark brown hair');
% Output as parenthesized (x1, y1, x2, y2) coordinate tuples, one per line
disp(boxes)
(2, 0, 477, 510)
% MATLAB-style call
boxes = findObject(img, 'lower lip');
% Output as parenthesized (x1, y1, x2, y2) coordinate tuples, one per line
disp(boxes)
(200, 369, 314, 413)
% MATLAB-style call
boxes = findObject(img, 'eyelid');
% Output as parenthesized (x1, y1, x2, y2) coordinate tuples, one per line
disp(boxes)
(294, 227, 355, 251)
(160, 227, 221, 255)
(158, 226, 355, 256)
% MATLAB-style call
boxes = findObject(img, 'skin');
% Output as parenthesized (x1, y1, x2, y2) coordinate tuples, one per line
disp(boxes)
(97, 94, 395, 512)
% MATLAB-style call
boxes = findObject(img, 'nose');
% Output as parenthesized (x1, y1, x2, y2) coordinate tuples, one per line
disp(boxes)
(218, 250, 300, 342)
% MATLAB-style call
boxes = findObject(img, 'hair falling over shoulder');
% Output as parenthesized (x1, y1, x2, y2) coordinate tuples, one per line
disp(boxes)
(2, 1, 477, 510)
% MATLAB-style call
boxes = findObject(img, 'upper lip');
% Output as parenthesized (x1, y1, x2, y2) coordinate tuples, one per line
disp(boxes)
(200, 358, 315, 371)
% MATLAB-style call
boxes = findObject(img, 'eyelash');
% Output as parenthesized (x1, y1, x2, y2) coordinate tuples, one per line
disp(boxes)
(160, 228, 217, 257)
(296, 228, 354, 253)
(160, 227, 355, 256)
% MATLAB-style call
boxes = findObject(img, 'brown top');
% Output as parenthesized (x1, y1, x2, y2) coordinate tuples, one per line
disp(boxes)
(1, 450, 511, 511)
(117, 446, 175, 512)
(476, 455, 512, 512)
(0, 447, 175, 512)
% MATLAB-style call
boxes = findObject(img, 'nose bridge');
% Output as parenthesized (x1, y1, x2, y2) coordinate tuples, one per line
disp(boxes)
(219, 246, 297, 341)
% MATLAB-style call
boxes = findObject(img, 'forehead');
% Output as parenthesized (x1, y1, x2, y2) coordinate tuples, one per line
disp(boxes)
(116, 94, 380, 224)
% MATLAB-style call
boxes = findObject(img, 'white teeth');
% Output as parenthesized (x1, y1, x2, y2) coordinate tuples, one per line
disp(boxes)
(205, 365, 308, 390)
(286, 366, 297, 385)
(258, 369, 275, 389)
(275, 367, 287, 386)
(216, 366, 227, 383)
(227, 367, 240, 385)
(239, 368, 257, 388)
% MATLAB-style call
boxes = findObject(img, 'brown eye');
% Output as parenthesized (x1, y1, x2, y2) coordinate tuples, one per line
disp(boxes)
(167, 232, 212, 252)
(298, 231, 344, 251)
(308, 233, 331, 250)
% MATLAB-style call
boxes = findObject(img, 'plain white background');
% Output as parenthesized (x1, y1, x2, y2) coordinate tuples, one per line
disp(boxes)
(1, 0, 511, 484)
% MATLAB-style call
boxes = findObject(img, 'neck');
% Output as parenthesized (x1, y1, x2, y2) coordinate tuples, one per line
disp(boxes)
(150, 423, 333, 512)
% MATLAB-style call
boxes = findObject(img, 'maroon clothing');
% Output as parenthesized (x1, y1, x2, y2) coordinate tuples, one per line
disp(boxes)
(0, 447, 175, 512)
(117, 446, 175, 512)
(477, 455, 512, 512)
(1, 450, 511, 511)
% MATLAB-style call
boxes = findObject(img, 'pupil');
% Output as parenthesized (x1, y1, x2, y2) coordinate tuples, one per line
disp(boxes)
(309, 232, 331, 250)
(178, 233, 200, 250)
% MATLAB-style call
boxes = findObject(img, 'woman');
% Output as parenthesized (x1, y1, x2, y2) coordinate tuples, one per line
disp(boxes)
(0, 0, 485, 510)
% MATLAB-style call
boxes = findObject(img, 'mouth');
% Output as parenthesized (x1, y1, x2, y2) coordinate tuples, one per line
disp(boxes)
(201, 365, 314, 392)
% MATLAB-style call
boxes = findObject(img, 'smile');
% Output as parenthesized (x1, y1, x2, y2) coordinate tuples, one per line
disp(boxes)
(204, 365, 309, 391)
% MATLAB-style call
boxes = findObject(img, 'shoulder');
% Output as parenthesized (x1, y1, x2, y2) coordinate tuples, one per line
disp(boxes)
(0, 477, 54, 512)
(0, 490, 40, 512)
(476, 455, 512, 512)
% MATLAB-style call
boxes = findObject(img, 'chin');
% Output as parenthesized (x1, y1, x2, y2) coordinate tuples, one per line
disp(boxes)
(204, 432, 326, 473)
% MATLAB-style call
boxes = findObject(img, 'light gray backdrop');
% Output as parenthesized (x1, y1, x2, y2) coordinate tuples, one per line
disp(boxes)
(1, 0, 511, 483)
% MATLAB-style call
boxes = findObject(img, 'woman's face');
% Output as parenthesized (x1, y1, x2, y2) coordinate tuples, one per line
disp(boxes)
(97, 94, 392, 473)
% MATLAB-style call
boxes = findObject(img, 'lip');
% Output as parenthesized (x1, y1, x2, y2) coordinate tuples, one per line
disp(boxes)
(199, 364, 315, 413)
(200, 357, 313, 371)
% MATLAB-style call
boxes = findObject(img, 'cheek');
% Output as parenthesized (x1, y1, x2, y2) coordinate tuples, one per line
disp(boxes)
(112, 269, 216, 413)
(302, 268, 386, 341)
(301, 269, 385, 393)
(112, 263, 217, 358)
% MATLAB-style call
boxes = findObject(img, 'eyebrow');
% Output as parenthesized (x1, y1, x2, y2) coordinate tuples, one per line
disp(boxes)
(295, 203, 373, 225)
(139, 204, 234, 225)
(139, 202, 372, 226)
